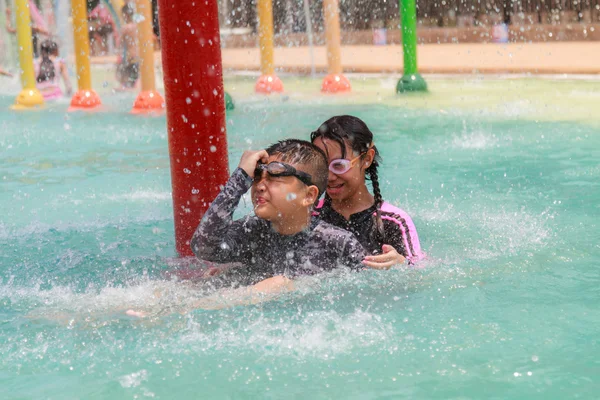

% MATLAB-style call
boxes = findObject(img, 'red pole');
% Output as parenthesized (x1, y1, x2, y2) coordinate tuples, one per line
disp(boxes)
(157, 0, 230, 257)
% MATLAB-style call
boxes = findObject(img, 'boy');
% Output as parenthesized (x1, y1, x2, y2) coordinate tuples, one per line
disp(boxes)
(124, 140, 368, 316)
(190, 139, 368, 288)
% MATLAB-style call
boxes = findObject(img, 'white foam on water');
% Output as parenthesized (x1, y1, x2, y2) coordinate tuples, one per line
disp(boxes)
(474, 207, 552, 255)
(0, 211, 172, 240)
(451, 130, 502, 150)
(178, 307, 395, 360)
(415, 201, 553, 261)
(118, 369, 149, 388)
(105, 190, 172, 203)
(0, 267, 405, 359)
(496, 99, 537, 118)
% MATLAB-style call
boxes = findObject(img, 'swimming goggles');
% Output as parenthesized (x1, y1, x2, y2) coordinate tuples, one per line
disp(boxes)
(328, 152, 367, 175)
(254, 161, 319, 191)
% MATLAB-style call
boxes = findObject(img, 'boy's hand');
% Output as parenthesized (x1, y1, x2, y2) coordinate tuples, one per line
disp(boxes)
(362, 245, 406, 270)
(238, 150, 269, 178)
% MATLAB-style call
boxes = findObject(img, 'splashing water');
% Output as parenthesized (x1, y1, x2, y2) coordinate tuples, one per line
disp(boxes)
(1, 77, 599, 398)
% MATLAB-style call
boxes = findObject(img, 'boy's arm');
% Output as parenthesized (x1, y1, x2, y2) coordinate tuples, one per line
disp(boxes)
(190, 168, 253, 263)
(341, 235, 368, 271)
(191, 150, 269, 263)
(183, 275, 294, 312)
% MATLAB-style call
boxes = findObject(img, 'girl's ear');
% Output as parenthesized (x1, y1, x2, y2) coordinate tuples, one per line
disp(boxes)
(363, 148, 376, 168)
(303, 185, 320, 206)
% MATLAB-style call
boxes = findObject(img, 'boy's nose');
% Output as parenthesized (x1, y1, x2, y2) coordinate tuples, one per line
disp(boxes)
(254, 172, 267, 191)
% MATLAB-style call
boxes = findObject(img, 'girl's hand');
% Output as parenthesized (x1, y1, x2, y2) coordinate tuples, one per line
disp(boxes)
(362, 244, 406, 270)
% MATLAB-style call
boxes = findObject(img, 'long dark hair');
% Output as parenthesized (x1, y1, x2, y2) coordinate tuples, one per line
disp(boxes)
(310, 115, 385, 243)
(37, 40, 58, 83)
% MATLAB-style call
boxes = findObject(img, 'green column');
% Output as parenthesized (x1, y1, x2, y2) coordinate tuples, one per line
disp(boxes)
(225, 91, 235, 111)
(397, 0, 427, 93)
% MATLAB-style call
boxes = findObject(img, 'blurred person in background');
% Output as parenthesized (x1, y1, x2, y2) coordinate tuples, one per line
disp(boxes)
(88, 1, 118, 56)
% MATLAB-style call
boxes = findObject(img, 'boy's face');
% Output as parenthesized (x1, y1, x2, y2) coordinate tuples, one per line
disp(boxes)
(251, 155, 317, 222)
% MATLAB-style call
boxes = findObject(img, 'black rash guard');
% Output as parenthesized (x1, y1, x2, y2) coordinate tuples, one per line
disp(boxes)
(314, 195, 423, 264)
(191, 168, 367, 283)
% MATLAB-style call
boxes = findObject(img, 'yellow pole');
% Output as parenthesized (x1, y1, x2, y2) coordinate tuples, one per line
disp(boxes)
(136, 0, 155, 91)
(11, 0, 44, 109)
(131, 0, 164, 113)
(255, 0, 283, 93)
(69, 0, 102, 110)
(321, 0, 350, 93)
(72, 0, 91, 89)
(257, 0, 274, 76)
(323, 0, 342, 75)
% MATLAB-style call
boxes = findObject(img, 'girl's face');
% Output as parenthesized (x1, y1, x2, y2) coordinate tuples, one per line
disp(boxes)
(313, 137, 374, 202)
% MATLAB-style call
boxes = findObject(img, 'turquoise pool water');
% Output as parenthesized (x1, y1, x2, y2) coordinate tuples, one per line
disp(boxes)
(1, 79, 599, 399)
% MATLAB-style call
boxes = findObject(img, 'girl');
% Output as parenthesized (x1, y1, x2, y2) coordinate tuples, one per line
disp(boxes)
(35, 39, 72, 100)
(311, 115, 423, 269)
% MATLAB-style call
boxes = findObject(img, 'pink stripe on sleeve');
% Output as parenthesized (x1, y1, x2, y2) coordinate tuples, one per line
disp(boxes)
(380, 202, 424, 264)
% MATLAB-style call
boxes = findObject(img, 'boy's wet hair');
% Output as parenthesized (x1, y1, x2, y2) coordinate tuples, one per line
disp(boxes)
(265, 139, 328, 197)
(310, 115, 385, 242)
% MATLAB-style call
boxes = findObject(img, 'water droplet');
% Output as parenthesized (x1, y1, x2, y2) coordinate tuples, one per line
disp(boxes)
(286, 193, 297, 201)
(210, 146, 217, 152)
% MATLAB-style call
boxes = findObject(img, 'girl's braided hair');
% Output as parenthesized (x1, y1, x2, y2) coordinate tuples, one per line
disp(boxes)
(310, 115, 385, 244)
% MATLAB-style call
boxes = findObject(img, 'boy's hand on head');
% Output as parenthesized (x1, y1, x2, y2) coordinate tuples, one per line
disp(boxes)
(362, 245, 406, 270)
(238, 150, 269, 178)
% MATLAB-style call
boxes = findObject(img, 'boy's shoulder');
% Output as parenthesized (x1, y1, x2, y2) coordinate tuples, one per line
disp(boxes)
(237, 214, 269, 233)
